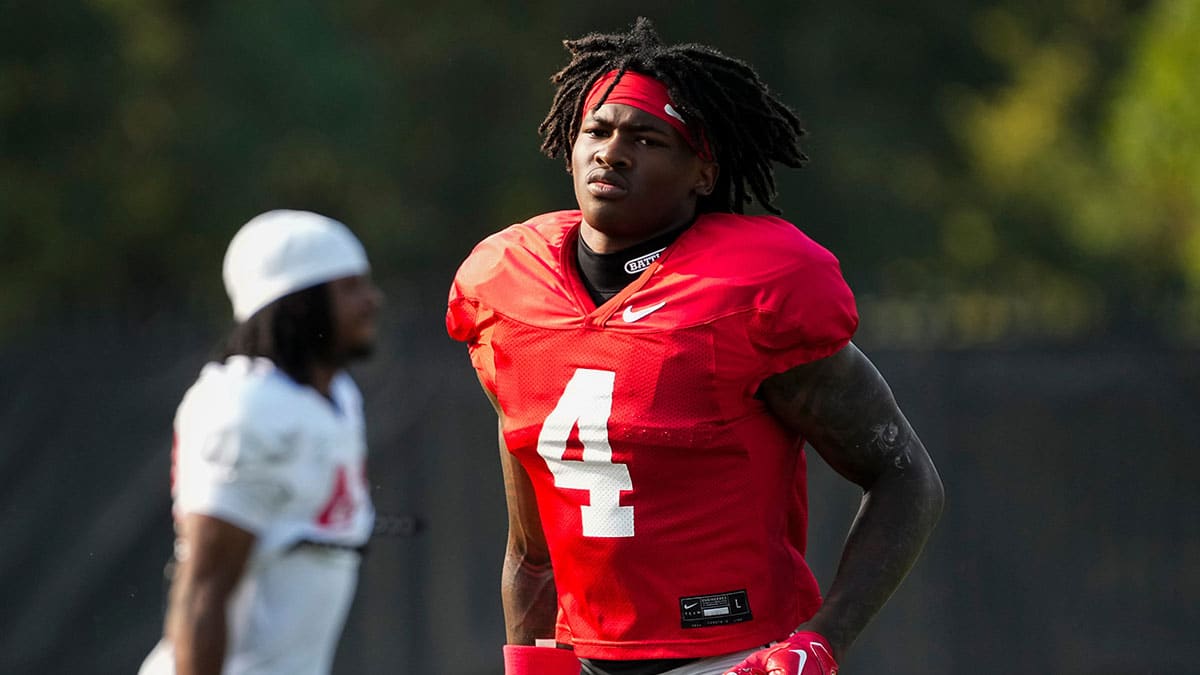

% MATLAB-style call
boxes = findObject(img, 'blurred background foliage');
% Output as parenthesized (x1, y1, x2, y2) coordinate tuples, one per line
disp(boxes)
(1, 0, 1197, 345)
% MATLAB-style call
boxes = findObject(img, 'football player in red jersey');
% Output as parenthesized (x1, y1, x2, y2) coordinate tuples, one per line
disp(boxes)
(447, 18, 944, 675)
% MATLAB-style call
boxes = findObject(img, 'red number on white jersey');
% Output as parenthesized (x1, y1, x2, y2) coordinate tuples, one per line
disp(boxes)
(317, 466, 354, 527)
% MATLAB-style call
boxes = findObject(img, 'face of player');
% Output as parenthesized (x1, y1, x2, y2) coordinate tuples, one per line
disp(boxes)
(328, 274, 383, 361)
(571, 103, 717, 253)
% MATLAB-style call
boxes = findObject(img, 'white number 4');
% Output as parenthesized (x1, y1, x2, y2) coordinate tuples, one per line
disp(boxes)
(536, 368, 634, 538)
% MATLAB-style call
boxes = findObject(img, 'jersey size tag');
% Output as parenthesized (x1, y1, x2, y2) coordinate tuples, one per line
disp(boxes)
(679, 589, 752, 628)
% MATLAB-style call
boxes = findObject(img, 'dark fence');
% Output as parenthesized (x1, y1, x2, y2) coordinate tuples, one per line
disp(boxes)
(1, 304, 1196, 674)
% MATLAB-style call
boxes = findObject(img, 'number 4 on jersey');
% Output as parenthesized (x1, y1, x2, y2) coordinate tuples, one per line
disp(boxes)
(536, 368, 634, 538)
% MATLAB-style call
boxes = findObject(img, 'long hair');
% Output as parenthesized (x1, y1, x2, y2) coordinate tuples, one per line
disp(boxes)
(539, 17, 807, 215)
(220, 282, 334, 386)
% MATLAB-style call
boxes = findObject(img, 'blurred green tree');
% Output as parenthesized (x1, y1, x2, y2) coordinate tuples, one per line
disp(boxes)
(921, 0, 1200, 342)
(1, 1, 1196, 345)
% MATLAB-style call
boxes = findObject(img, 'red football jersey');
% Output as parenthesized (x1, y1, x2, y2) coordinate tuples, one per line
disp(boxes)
(447, 211, 858, 660)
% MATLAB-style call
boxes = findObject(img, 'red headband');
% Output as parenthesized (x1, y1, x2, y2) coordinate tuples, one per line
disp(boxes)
(582, 70, 713, 161)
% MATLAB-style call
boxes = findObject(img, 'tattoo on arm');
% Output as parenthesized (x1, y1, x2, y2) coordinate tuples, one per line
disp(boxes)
(759, 342, 944, 658)
(761, 342, 916, 487)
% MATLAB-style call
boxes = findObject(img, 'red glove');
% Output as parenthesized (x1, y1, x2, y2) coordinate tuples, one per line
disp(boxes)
(503, 643, 581, 675)
(723, 631, 838, 675)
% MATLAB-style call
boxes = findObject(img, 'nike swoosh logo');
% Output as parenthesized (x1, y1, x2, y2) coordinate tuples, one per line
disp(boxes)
(622, 301, 666, 323)
(683, 601, 699, 609)
(791, 650, 808, 670)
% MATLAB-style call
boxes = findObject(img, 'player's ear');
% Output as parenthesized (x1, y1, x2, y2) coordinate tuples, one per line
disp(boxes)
(694, 160, 718, 196)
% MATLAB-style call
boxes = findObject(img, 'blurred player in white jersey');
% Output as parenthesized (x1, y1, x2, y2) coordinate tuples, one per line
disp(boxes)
(140, 209, 383, 675)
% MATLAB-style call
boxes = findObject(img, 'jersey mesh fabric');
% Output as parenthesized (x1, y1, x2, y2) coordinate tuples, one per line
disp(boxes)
(448, 211, 857, 660)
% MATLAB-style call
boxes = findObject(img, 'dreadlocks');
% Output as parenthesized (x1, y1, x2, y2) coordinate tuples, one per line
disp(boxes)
(538, 17, 806, 215)
(221, 282, 335, 387)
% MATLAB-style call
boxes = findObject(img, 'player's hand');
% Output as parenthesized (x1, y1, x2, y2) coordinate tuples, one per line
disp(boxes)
(722, 631, 838, 675)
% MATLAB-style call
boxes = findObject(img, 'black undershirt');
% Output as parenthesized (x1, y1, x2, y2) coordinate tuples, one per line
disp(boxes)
(573, 220, 700, 675)
(579, 655, 698, 675)
(575, 221, 693, 307)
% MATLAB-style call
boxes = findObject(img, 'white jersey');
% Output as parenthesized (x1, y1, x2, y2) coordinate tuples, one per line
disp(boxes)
(140, 355, 374, 675)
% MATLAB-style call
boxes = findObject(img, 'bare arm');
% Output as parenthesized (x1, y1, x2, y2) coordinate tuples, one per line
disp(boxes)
(759, 341, 944, 660)
(165, 513, 255, 675)
(480, 379, 559, 645)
